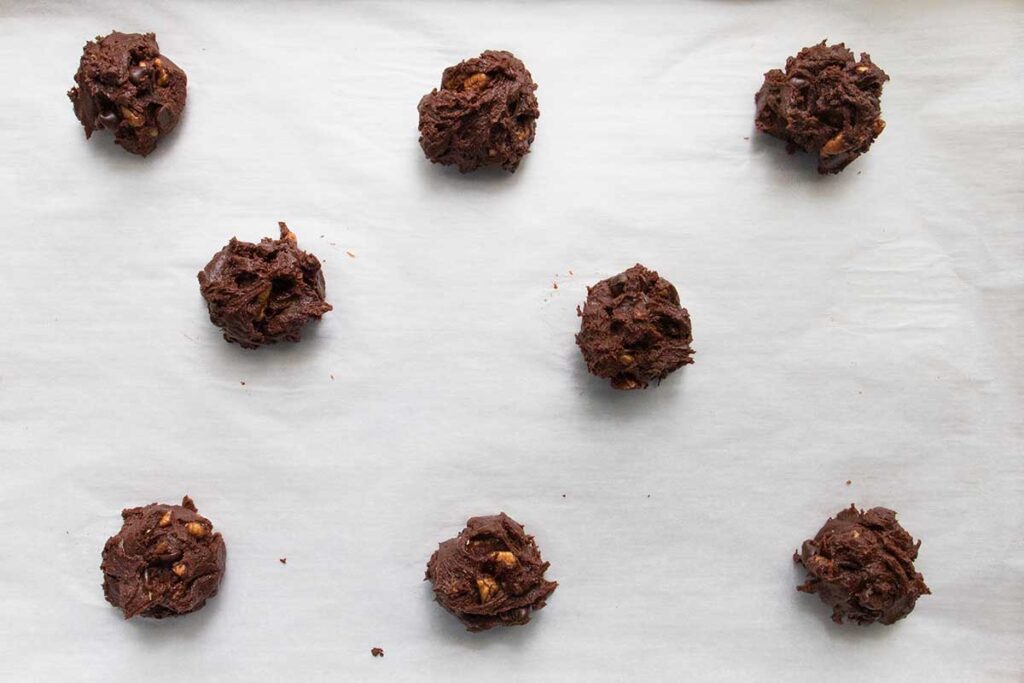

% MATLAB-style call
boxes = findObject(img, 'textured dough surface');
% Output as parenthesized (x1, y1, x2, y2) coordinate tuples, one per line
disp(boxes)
(101, 496, 226, 619)
(755, 41, 888, 174)
(795, 505, 930, 625)
(426, 513, 557, 632)
(418, 50, 539, 173)
(576, 264, 694, 389)
(68, 31, 186, 156)
(198, 223, 332, 349)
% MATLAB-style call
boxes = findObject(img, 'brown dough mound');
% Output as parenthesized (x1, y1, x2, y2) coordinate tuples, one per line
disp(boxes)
(418, 50, 539, 173)
(755, 41, 889, 174)
(101, 496, 226, 619)
(576, 264, 694, 390)
(68, 31, 186, 156)
(795, 505, 930, 625)
(426, 513, 557, 632)
(198, 222, 332, 349)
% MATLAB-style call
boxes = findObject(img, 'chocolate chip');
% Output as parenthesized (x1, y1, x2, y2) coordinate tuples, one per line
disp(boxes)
(129, 66, 148, 87)
(609, 274, 628, 296)
(97, 111, 120, 130)
(156, 105, 176, 132)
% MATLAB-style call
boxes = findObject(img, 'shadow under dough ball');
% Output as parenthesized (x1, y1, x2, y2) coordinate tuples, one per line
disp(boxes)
(426, 513, 557, 632)
(755, 41, 889, 174)
(68, 31, 186, 156)
(101, 496, 226, 619)
(418, 50, 539, 173)
(576, 264, 694, 390)
(795, 505, 930, 625)
(198, 222, 332, 349)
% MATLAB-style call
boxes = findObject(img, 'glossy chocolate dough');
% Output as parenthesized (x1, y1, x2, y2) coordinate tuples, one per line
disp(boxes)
(426, 513, 557, 631)
(418, 50, 539, 173)
(198, 223, 332, 349)
(755, 41, 888, 174)
(101, 496, 226, 619)
(68, 31, 186, 156)
(795, 505, 930, 625)
(576, 264, 694, 389)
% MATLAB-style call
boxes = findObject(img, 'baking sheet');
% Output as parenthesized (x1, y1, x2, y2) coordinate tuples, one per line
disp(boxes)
(1, 1, 1022, 681)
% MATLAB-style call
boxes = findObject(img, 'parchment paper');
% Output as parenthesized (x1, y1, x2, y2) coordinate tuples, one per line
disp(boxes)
(1, 1, 1021, 681)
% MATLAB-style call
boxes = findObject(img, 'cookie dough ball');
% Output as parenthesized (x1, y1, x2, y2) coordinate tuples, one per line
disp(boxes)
(68, 31, 186, 156)
(198, 222, 332, 349)
(426, 513, 557, 632)
(755, 41, 888, 174)
(101, 496, 226, 619)
(576, 264, 694, 390)
(418, 50, 539, 173)
(795, 505, 930, 625)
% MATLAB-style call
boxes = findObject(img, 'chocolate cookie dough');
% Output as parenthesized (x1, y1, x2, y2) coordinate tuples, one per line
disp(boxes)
(755, 41, 888, 174)
(795, 505, 930, 625)
(198, 223, 332, 349)
(418, 50, 539, 173)
(68, 31, 186, 156)
(576, 264, 694, 390)
(426, 513, 557, 632)
(101, 496, 226, 619)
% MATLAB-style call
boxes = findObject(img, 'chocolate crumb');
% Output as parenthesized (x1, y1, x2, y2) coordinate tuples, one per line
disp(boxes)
(279, 557, 287, 564)
(371, 647, 384, 658)
(846, 480, 852, 485)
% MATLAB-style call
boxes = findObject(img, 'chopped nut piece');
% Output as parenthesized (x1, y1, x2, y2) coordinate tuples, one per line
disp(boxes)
(619, 354, 635, 366)
(821, 133, 849, 156)
(254, 286, 271, 321)
(462, 72, 489, 91)
(491, 551, 517, 567)
(185, 521, 207, 538)
(120, 107, 144, 128)
(278, 221, 297, 242)
(158, 511, 172, 527)
(172, 563, 187, 577)
(476, 576, 499, 603)
(156, 69, 169, 87)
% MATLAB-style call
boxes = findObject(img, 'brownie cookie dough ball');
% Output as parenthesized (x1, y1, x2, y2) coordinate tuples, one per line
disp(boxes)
(426, 513, 557, 632)
(68, 31, 186, 156)
(418, 50, 539, 173)
(755, 41, 889, 174)
(795, 505, 930, 625)
(101, 496, 226, 619)
(576, 264, 694, 390)
(198, 222, 332, 349)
